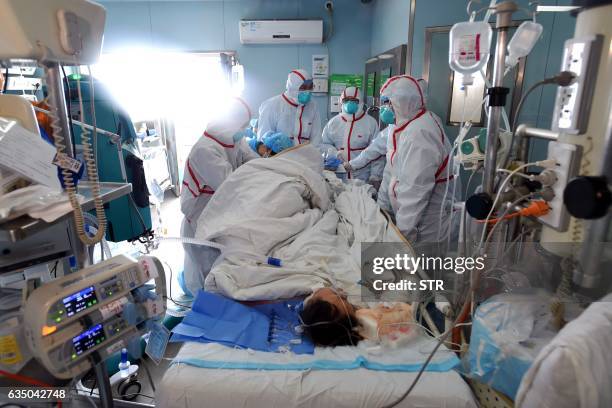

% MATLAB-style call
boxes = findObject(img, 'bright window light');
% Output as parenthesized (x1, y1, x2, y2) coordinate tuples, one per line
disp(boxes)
(91, 49, 238, 148)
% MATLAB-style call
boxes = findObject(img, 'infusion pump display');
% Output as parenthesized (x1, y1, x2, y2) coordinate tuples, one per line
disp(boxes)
(44, 263, 140, 327)
(44, 314, 133, 372)
(24, 255, 166, 379)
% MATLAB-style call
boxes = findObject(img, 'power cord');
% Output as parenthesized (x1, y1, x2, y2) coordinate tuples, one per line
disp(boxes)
(160, 259, 192, 309)
(45, 60, 107, 246)
(2, 66, 8, 93)
(50, 260, 59, 278)
(59, 64, 76, 157)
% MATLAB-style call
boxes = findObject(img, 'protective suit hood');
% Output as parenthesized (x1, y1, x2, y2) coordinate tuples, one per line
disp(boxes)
(380, 75, 426, 125)
(203, 97, 253, 167)
(283, 69, 312, 102)
(416, 78, 428, 105)
(205, 97, 251, 145)
(340, 86, 365, 122)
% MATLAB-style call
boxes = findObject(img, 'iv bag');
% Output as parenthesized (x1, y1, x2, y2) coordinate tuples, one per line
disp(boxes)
(449, 21, 492, 86)
(506, 21, 543, 68)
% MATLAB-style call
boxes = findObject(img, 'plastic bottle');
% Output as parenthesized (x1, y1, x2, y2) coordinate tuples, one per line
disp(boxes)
(505, 21, 543, 69)
(118, 348, 131, 378)
(449, 21, 493, 86)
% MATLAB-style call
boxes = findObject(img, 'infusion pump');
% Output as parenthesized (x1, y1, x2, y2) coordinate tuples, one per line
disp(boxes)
(23, 255, 166, 379)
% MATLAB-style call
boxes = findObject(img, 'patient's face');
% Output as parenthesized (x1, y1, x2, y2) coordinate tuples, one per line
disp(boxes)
(306, 288, 355, 317)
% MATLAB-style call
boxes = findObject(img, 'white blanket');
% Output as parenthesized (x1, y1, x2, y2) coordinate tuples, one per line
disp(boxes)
(516, 294, 612, 408)
(195, 145, 408, 300)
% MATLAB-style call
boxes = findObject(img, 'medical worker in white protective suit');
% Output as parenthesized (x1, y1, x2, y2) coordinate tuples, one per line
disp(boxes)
(180, 97, 259, 295)
(257, 69, 322, 146)
(320, 86, 383, 182)
(345, 79, 428, 197)
(378, 75, 455, 243)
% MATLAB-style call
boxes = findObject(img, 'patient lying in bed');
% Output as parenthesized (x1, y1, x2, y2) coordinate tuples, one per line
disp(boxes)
(300, 287, 416, 347)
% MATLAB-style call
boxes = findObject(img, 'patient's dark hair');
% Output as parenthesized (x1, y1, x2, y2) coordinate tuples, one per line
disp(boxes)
(300, 299, 362, 347)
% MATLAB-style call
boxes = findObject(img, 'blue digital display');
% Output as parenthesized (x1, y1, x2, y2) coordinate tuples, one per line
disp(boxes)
(72, 324, 105, 356)
(62, 286, 97, 317)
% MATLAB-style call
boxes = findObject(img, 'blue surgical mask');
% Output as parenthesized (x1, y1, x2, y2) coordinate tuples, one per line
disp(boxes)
(297, 91, 312, 105)
(232, 130, 247, 143)
(379, 106, 396, 125)
(342, 100, 359, 115)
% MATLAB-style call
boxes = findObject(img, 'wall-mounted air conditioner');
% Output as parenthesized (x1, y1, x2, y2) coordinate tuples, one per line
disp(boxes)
(239, 20, 323, 44)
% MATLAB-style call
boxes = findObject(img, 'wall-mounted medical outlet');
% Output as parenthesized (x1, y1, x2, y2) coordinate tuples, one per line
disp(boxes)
(313, 78, 328, 93)
(552, 35, 602, 134)
(330, 95, 341, 113)
(538, 141, 582, 231)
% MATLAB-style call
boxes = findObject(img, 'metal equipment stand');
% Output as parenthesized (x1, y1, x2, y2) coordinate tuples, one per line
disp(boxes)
(482, 1, 518, 194)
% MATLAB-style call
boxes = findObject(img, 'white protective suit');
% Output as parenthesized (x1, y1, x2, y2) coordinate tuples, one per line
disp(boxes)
(349, 78, 428, 197)
(320, 87, 382, 181)
(348, 125, 391, 183)
(180, 97, 259, 295)
(379, 75, 455, 243)
(257, 69, 322, 146)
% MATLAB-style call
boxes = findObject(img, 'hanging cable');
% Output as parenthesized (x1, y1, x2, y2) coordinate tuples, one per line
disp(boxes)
(2, 66, 8, 93)
(60, 64, 77, 156)
(45, 60, 106, 246)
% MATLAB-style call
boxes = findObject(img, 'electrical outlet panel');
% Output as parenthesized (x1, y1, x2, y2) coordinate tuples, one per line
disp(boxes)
(330, 95, 341, 113)
(538, 141, 582, 231)
(552, 35, 603, 134)
(313, 78, 328, 93)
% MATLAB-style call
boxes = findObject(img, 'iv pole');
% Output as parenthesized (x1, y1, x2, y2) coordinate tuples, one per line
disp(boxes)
(482, 1, 518, 194)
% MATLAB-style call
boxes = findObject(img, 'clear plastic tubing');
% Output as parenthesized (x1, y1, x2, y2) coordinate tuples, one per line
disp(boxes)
(159, 236, 226, 250)
(160, 236, 282, 267)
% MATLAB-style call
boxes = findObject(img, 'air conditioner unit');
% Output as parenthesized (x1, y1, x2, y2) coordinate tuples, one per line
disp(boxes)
(239, 20, 323, 44)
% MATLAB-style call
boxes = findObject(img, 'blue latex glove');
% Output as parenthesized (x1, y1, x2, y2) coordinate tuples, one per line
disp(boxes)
(248, 137, 259, 152)
(263, 131, 294, 153)
(324, 157, 342, 170)
(244, 128, 256, 139)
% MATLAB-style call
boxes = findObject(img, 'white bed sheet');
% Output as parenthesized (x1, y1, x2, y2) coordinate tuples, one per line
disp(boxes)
(157, 342, 477, 408)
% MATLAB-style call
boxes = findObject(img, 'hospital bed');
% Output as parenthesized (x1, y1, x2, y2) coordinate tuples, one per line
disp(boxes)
(157, 342, 477, 408)
(156, 145, 477, 407)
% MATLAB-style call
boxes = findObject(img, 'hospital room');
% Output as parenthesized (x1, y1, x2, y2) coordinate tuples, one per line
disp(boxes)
(1, 0, 611, 406)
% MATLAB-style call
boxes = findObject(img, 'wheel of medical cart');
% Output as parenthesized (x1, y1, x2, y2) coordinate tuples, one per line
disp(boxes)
(468, 379, 514, 408)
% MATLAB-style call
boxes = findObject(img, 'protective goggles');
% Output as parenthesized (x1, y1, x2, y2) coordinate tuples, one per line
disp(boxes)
(299, 79, 314, 91)
(380, 95, 391, 105)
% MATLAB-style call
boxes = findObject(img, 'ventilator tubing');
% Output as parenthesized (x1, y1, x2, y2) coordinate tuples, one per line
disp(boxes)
(159, 236, 226, 251)
(160, 236, 282, 267)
